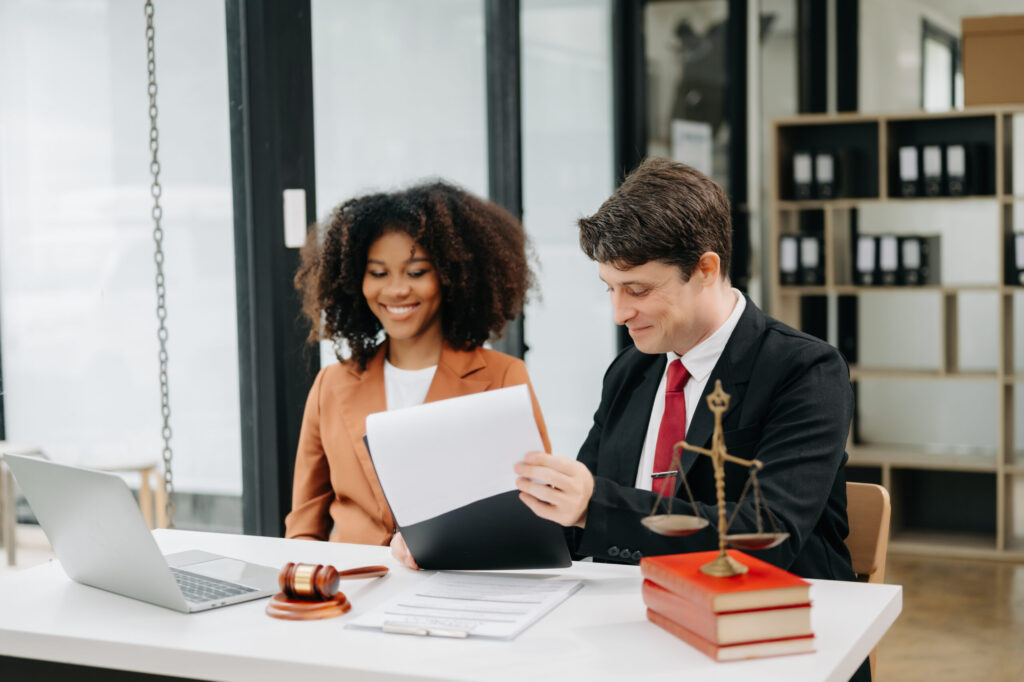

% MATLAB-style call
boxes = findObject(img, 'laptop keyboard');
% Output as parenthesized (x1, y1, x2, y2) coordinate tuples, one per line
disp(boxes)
(170, 567, 257, 603)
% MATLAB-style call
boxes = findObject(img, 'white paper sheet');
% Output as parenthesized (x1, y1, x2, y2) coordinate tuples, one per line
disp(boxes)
(364, 384, 543, 526)
(346, 572, 583, 640)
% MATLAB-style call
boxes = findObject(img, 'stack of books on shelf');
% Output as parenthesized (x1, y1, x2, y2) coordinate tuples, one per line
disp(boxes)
(640, 550, 814, 662)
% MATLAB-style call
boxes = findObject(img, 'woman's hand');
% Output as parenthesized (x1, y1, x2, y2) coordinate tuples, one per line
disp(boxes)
(390, 532, 420, 570)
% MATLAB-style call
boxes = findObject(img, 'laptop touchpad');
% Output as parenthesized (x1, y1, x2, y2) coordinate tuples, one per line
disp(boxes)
(185, 557, 278, 591)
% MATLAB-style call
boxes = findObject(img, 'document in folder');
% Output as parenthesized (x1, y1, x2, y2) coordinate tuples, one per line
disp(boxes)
(364, 385, 571, 570)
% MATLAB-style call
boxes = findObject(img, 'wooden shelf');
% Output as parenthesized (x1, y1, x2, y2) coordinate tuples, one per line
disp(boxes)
(850, 368, 999, 381)
(772, 109, 1020, 560)
(847, 445, 998, 471)
(778, 284, 1002, 294)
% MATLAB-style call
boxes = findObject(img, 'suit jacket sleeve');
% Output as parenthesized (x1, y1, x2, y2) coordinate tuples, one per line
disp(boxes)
(284, 368, 334, 541)
(500, 357, 552, 453)
(574, 341, 853, 575)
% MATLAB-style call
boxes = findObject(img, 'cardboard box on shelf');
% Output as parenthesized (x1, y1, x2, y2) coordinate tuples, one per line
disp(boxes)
(963, 14, 1024, 106)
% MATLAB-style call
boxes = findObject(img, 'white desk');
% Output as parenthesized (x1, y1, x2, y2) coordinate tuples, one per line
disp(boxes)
(0, 529, 901, 681)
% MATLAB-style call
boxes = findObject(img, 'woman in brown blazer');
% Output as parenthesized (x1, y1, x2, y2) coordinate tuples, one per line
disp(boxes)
(285, 181, 550, 551)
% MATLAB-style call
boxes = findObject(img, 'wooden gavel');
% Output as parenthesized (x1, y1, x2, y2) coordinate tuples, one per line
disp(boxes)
(278, 562, 389, 601)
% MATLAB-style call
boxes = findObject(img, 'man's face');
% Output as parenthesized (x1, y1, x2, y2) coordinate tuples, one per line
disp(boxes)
(598, 260, 712, 356)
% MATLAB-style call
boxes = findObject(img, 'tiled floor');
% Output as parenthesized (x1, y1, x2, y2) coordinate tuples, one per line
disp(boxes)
(3, 527, 1023, 681)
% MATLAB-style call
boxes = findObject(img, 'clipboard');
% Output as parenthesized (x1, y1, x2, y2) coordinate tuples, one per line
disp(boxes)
(363, 385, 571, 570)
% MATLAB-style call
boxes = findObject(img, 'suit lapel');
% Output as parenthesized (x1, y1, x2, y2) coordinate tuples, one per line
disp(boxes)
(425, 345, 490, 401)
(337, 347, 390, 518)
(680, 296, 765, 473)
(614, 353, 666, 486)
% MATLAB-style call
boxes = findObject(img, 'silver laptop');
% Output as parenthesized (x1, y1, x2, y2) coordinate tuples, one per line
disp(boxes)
(5, 453, 279, 613)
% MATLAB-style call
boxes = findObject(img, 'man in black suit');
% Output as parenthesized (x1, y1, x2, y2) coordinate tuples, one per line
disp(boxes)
(515, 157, 857, 583)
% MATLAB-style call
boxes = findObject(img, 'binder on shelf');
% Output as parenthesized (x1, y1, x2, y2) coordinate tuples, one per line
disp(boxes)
(834, 147, 860, 198)
(898, 235, 940, 286)
(922, 145, 943, 196)
(779, 235, 799, 285)
(814, 152, 835, 199)
(855, 235, 877, 286)
(799, 235, 824, 285)
(1012, 233, 1024, 286)
(898, 146, 920, 197)
(878, 235, 899, 285)
(945, 144, 966, 196)
(792, 151, 813, 200)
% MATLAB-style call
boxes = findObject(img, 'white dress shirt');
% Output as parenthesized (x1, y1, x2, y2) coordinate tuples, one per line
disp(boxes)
(634, 289, 746, 489)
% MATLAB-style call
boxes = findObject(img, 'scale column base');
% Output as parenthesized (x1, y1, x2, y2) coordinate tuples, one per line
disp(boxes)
(699, 552, 748, 577)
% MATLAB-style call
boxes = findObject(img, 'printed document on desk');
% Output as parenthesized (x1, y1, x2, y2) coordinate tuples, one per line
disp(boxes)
(347, 572, 583, 640)
(365, 385, 571, 570)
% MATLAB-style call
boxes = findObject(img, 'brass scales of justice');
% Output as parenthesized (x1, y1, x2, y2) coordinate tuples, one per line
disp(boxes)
(640, 380, 789, 578)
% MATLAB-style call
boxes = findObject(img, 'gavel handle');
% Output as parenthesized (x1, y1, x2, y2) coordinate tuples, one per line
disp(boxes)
(336, 565, 389, 580)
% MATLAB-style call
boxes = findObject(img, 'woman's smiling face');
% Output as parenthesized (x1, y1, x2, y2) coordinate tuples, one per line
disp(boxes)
(362, 230, 442, 347)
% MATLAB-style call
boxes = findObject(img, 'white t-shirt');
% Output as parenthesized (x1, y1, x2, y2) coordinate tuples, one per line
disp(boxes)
(384, 359, 437, 410)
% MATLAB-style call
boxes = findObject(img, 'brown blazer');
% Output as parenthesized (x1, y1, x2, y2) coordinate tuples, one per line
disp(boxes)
(284, 344, 551, 545)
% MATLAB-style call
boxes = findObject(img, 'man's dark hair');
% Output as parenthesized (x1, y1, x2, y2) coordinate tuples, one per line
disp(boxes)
(295, 180, 533, 370)
(578, 157, 731, 279)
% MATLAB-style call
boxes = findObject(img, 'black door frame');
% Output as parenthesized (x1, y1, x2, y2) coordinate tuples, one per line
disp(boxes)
(612, 0, 751, 350)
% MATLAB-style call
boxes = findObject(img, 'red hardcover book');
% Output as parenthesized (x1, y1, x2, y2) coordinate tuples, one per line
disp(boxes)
(639, 550, 810, 612)
(641, 580, 811, 644)
(647, 608, 815, 662)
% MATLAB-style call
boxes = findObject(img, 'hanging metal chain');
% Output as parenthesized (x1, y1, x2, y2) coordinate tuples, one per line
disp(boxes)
(146, 0, 175, 528)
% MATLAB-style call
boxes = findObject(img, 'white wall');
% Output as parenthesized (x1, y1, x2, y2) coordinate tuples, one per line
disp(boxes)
(521, 0, 616, 456)
(0, 0, 240, 494)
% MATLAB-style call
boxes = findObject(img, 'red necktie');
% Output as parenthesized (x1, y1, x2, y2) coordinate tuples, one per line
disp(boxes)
(651, 359, 690, 496)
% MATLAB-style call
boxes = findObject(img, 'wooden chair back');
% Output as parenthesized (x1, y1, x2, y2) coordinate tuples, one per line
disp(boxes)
(844, 481, 892, 679)
(845, 482, 891, 584)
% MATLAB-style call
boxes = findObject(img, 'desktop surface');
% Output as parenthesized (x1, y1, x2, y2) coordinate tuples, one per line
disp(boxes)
(0, 529, 901, 682)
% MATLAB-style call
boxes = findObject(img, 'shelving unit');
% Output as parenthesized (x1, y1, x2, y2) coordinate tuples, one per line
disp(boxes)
(770, 108, 1023, 561)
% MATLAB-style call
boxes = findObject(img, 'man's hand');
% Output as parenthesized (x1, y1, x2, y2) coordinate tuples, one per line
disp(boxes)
(514, 452, 594, 528)
(389, 532, 420, 570)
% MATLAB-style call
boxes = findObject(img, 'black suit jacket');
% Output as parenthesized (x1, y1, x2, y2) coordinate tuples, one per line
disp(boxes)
(572, 296, 856, 582)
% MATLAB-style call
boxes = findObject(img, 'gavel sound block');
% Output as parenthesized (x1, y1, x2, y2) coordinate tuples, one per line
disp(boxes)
(265, 562, 389, 621)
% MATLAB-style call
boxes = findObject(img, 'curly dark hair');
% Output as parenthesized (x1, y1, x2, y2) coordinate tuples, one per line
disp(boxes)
(296, 180, 534, 370)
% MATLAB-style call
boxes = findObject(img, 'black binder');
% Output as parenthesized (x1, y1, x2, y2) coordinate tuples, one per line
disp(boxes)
(898, 146, 920, 197)
(793, 151, 813, 200)
(1011, 233, 1024, 286)
(945, 144, 966, 196)
(878, 235, 899, 285)
(898, 235, 940, 286)
(815, 152, 836, 199)
(922, 145, 943, 197)
(779, 235, 799, 285)
(855, 235, 878, 286)
(799, 235, 824, 285)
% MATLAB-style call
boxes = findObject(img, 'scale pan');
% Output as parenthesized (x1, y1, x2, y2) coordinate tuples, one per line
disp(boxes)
(724, 532, 790, 550)
(641, 514, 709, 537)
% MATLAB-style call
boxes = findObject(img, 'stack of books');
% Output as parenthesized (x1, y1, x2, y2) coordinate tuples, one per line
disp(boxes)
(640, 550, 814, 662)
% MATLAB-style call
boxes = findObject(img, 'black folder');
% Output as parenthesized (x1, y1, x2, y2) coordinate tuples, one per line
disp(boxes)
(945, 144, 966, 196)
(898, 146, 920, 197)
(898, 235, 940, 286)
(878, 235, 899, 285)
(779, 235, 799, 285)
(793, 151, 813, 200)
(815, 152, 836, 199)
(362, 435, 571, 571)
(799, 235, 824, 285)
(855, 235, 877, 286)
(1011, 233, 1024, 286)
(922, 145, 943, 197)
